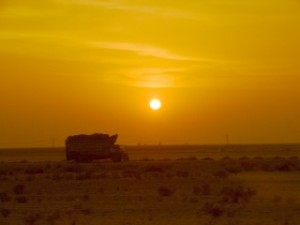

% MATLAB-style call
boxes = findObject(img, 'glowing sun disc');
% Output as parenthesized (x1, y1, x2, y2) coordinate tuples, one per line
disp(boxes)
(150, 99, 161, 110)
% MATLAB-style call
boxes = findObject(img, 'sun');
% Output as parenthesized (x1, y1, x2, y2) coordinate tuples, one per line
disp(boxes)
(149, 99, 161, 110)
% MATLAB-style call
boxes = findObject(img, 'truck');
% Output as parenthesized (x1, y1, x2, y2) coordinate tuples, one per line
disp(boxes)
(65, 133, 128, 162)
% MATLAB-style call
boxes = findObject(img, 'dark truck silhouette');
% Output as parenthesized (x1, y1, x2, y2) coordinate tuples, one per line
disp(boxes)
(65, 133, 128, 162)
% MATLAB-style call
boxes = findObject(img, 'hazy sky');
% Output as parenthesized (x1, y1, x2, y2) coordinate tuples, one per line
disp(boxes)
(0, 0, 300, 147)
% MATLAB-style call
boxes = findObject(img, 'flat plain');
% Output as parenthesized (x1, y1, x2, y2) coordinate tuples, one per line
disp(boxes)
(0, 145, 300, 225)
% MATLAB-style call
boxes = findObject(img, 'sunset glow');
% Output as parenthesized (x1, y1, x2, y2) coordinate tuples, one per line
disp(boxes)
(0, 0, 299, 147)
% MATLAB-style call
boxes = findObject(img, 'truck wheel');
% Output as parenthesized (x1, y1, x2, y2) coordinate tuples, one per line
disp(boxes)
(75, 156, 92, 163)
(66, 153, 72, 161)
(122, 153, 129, 161)
(111, 153, 122, 162)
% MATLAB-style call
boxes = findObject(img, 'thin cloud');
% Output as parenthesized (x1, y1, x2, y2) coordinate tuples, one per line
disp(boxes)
(102, 68, 185, 88)
(59, 0, 197, 19)
(127, 68, 185, 88)
(89, 41, 198, 61)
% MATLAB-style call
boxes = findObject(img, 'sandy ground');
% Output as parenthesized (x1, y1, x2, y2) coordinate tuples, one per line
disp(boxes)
(0, 157, 300, 225)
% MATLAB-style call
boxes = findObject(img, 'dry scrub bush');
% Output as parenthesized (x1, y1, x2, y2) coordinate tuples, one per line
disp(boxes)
(201, 202, 225, 218)
(122, 169, 142, 180)
(176, 170, 189, 178)
(79, 208, 93, 215)
(239, 156, 250, 161)
(0, 192, 11, 202)
(23, 213, 42, 225)
(82, 194, 90, 201)
(75, 172, 92, 180)
(202, 157, 213, 161)
(1, 208, 11, 218)
(0, 175, 9, 181)
(50, 173, 74, 180)
(24, 166, 45, 175)
(14, 184, 25, 195)
(158, 186, 174, 197)
(274, 160, 293, 171)
(221, 156, 231, 161)
(220, 184, 256, 204)
(15, 196, 28, 203)
(0, 169, 8, 175)
(193, 184, 211, 196)
(266, 158, 298, 171)
(239, 161, 257, 171)
(213, 170, 228, 179)
(144, 164, 171, 173)
(223, 164, 242, 174)
(71, 203, 93, 215)
(26, 175, 35, 182)
(183, 156, 198, 160)
(220, 157, 300, 172)
(272, 195, 282, 203)
(189, 197, 199, 203)
(94, 172, 108, 179)
(64, 165, 83, 173)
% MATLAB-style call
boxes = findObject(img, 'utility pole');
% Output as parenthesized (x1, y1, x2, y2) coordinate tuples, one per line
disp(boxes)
(226, 135, 229, 145)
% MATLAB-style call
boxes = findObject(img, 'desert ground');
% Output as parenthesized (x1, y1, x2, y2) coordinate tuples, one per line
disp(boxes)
(1, 146, 300, 225)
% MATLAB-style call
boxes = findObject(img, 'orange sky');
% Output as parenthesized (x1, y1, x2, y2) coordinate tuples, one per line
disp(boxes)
(0, 0, 300, 147)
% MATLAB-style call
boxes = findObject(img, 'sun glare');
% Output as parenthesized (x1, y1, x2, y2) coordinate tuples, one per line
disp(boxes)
(150, 99, 161, 110)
